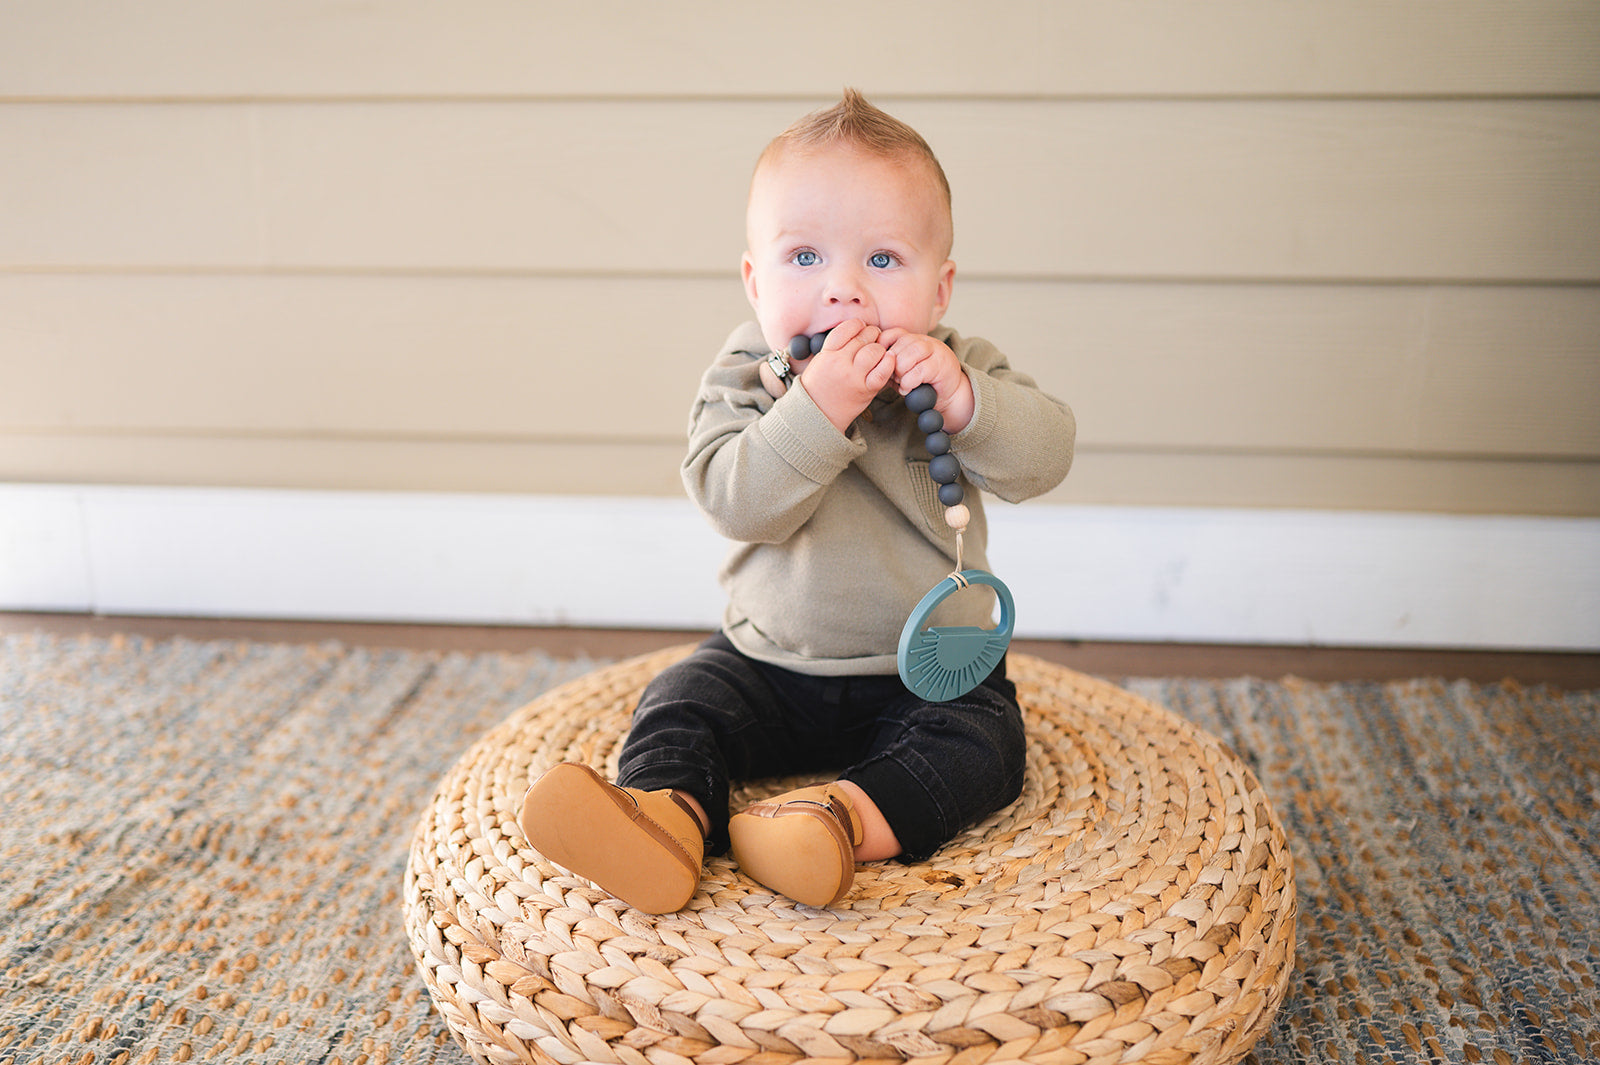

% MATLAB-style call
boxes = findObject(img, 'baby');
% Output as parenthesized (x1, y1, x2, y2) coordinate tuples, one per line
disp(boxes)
(521, 90, 1075, 913)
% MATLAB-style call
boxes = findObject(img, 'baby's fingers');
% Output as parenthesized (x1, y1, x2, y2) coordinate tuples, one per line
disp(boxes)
(888, 341, 936, 391)
(824, 319, 877, 351)
(864, 349, 896, 391)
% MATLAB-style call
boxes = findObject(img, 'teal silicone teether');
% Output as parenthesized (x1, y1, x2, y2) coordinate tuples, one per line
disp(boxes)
(898, 570, 1015, 702)
(894, 382, 1015, 702)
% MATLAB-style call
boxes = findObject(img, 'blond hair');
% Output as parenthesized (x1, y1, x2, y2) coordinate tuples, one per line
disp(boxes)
(755, 89, 953, 249)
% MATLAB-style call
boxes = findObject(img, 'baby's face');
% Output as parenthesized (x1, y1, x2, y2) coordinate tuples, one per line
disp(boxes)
(742, 143, 954, 358)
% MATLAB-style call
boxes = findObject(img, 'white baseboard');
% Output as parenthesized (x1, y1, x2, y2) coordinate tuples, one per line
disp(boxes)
(3, 483, 1596, 651)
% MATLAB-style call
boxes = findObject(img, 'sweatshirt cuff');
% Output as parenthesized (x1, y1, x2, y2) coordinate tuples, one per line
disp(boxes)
(951, 368, 1000, 453)
(758, 378, 866, 482)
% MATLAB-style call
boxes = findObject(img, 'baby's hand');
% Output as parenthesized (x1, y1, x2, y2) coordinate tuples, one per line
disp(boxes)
(802, 319, 895, 434)
(881, 328, 976, 434)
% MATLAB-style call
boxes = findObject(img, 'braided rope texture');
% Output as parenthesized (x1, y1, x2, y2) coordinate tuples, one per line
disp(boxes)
(404, 647, 1298, 1065)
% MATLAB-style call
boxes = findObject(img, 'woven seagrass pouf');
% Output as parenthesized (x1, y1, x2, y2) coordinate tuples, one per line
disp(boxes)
(405, 647, 1297, 1065)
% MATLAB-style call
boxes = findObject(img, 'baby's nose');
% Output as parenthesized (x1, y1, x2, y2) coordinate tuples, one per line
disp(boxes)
(825, 268, 867, 305)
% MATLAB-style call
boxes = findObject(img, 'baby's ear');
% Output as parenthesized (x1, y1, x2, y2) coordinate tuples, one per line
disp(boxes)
(931, 259, 956, 324)
(741, 253, 761, 312)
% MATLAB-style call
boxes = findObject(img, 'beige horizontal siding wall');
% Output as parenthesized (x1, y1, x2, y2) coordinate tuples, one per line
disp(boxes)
(3, 1, 1598, 516)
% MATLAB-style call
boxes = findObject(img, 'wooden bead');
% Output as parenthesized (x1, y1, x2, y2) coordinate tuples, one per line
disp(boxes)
(944, 503, 971, 531)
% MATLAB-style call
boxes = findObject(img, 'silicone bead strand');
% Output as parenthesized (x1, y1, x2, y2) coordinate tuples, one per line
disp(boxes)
(905, 383, 970, 523)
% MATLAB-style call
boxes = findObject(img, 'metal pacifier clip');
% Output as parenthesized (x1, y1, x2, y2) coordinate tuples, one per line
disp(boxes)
(771, 332, 1015, 702)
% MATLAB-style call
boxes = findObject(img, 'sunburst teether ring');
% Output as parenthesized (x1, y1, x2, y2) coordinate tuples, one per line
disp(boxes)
(898, 568, 1015, 702)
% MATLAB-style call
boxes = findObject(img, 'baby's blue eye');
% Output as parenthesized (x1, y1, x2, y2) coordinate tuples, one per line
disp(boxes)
(793, 250, 819, 267)
(870, 252, 895, 268)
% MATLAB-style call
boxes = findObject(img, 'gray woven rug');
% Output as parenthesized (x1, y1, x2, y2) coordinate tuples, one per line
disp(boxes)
(2, 633, 1596, 1064)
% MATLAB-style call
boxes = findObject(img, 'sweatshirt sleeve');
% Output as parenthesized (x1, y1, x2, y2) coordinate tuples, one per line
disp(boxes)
(681, 325, 867, 543)
(944, 330, 1076, 504)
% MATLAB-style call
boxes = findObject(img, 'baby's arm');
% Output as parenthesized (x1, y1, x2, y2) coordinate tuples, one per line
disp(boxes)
(930, 332, 1076, 504)
(681, 342, 867, 544)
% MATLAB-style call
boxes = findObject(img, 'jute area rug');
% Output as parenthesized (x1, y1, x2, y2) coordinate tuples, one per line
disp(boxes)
(1, 633, 1596, 1065)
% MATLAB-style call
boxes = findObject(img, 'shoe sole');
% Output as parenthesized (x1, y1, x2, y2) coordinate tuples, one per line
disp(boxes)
(729, 803, 854, 908)
(519, 763, 698, 914)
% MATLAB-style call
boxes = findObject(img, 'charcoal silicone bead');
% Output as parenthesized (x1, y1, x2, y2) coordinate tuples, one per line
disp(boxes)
(788, 334, 810, 360)
(929, 454, 961, 484)
(908, 382, 963, 505)
(809, 331, 827, 354)
(905, 384, 938, 414)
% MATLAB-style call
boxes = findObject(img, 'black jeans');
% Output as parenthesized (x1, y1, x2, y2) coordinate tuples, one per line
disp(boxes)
(616, 632, 1026, 861)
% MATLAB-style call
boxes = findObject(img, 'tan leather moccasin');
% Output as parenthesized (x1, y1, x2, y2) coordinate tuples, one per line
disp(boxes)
(728, 783, 864, 908)
(519, 762, 705, 914)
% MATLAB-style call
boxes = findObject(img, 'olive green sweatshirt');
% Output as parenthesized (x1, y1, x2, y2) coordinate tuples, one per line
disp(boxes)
(682, 321, 1075, 676)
